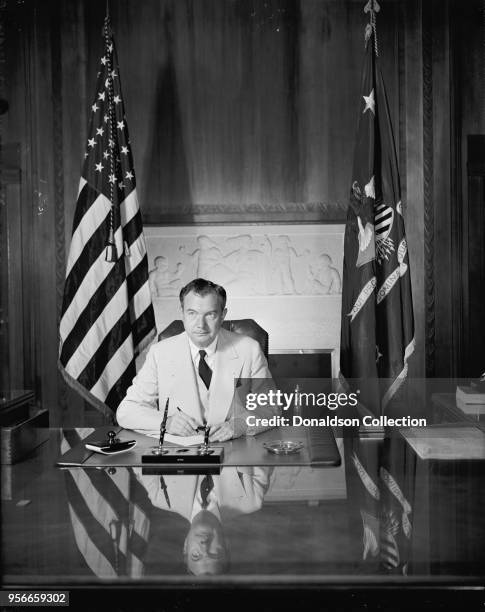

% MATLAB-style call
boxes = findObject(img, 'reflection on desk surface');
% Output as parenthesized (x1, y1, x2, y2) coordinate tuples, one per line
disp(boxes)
(1, 428, 485, 584)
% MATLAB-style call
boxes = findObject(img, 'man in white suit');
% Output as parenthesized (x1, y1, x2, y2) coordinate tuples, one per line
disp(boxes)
(136, 465, 272, 575)
(117, 278, 275, 442)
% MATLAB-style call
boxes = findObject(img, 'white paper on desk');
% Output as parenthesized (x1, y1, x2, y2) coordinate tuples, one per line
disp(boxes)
(134, 429, 204, 447)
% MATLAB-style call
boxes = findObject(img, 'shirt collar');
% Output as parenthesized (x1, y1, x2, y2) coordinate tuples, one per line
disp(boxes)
(188, 334, 219, 361)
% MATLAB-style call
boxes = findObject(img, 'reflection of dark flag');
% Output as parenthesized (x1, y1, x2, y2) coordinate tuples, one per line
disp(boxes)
(339, 8, 415, 574)
(58, 16, 155, 417)
(61, 430, 152, 577)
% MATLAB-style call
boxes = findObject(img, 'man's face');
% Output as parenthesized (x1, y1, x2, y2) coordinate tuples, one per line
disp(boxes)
(184, 512, 228, 575)
(181, 291, 226, 348)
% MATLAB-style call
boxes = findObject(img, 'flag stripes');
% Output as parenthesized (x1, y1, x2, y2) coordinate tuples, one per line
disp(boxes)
(60, 429, 152, 577)
(104, 361, 137, 411)
(61, 249, 149, 369)
(59, 16, 156, 416)
(64, 470, 119, 572)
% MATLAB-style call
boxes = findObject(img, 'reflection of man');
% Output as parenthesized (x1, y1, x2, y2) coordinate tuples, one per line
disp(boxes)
(117, 278, 276, 441)
(137, 466, 272, 575)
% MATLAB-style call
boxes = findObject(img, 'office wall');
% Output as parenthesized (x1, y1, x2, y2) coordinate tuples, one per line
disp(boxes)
(2, 0, 479, 424)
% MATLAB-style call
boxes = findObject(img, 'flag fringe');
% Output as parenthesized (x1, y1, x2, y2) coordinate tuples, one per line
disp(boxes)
(382, 337, 415, 410)
(58, 360, 117, 421)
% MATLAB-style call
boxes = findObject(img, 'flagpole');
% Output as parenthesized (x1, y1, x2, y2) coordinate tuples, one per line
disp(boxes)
(103, 15, 118, 262)
(364, 0, 380, 57)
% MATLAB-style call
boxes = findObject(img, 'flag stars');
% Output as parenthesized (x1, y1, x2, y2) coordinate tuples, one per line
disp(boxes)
(103, 114, 109, 123)
(95, 162, 104, 173)
(121, 146, 129, 155)
(98, 91, 106, 101)
(108, 43, 113, 53)
(363, 89, 375, 114)
(113, 95, 121, 104)
(108, 138, 114, 148)
(92, 103, 99, 113)
(111, 70, 117, 78)
(103, 150, 110, 160)
(125, 170, 134, 181)
(87, 138, 96, 148)
(101, 56, 107, 65)
(96, 127, 104, 136)
(117, 120, 125, 130)
(118, 182, 125, 190)
(108, 173, 116, 184)
(376, 345, 383, 364)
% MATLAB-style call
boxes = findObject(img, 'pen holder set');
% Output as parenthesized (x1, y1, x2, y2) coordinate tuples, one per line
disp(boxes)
(142, 399, 224, 465)
(141, 446, 224, 465)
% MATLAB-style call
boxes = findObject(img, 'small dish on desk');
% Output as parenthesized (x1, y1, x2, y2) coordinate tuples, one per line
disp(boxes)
(85, 440, 137, 455)
(263, 440, 304, 455)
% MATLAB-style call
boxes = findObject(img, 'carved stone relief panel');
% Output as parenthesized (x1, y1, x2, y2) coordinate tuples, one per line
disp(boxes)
(146, 226, 343, 297)
(145, 225, 345, 357)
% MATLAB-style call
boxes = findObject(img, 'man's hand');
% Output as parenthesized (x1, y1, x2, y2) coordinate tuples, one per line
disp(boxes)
(166, 410, 199, 436)
(209, 421, 235, 442)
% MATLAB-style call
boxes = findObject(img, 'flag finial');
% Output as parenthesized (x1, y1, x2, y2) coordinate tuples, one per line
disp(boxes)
(105, 221, 117, 262)
(364, 0, 380, 56)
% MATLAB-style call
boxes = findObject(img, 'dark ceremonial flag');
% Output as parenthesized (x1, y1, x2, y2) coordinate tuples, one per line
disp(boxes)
(59, 16, 155, 417)
(339, 13, 414, 417)
(340, 1, 415, 574)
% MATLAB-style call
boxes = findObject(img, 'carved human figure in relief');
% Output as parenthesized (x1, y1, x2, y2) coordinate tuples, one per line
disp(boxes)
(267, 235, 309, 295)
(307, 253, 341, 294)
(225, 234, 266, 294)
(179, 235, 235, 286)
(148, 256, 182, 297)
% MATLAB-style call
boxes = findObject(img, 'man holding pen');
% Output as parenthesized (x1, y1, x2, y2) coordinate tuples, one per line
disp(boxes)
(116, 278, 276, 442)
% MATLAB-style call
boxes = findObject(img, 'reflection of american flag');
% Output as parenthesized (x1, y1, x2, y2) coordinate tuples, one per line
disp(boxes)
(61, 430, 151, 577)
(58, 17, 155, 417)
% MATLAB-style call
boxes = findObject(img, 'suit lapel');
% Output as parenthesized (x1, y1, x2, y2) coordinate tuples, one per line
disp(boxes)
(208, 329, 241, 426)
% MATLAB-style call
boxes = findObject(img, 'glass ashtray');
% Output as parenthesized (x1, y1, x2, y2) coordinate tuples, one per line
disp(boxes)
(263, 440, 304, 455)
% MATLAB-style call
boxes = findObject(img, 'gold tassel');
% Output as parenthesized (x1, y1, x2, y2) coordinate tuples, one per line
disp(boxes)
(105, 227, 117, 262)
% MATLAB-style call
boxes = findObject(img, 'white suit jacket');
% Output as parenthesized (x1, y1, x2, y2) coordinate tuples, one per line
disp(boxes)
(116, 328, 274, 434)
(135, 466, 272, 521)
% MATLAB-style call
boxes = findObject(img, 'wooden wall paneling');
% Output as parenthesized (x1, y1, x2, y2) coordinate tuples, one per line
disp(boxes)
(466, 171, 485, 377)
(430, 0, 454, 379)
(5, 178, 24, 391)
(4, 0, 36, 395)
(449, 0, 465, 379)
(57, 0, 89, 425)
(456, 0, 484, 378)
(401, 0, 425, 380)
(24, 0, 59, 420)
(422, 0, 435, 378)
(50, 0, 69, 424)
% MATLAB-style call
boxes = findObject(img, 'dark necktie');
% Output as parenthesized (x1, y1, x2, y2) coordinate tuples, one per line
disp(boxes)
(198, 350, 212, 389)
(200, 474, 214, 509)
(159, 476, 171, 508)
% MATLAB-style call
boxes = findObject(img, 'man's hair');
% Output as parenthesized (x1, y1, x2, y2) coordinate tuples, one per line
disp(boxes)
(179, 278, 227, 310)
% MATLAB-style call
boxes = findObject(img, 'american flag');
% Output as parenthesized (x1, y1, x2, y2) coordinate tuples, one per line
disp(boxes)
(58, 17, 156, 418)
(339, 2, 415, 574)
(60, 430, 152, 577)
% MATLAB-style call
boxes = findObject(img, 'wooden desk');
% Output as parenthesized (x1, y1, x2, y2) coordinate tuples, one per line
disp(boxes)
(57, 425, 341, 468)
(1, 428, 484, 599)
(432, 393, 485, 431)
